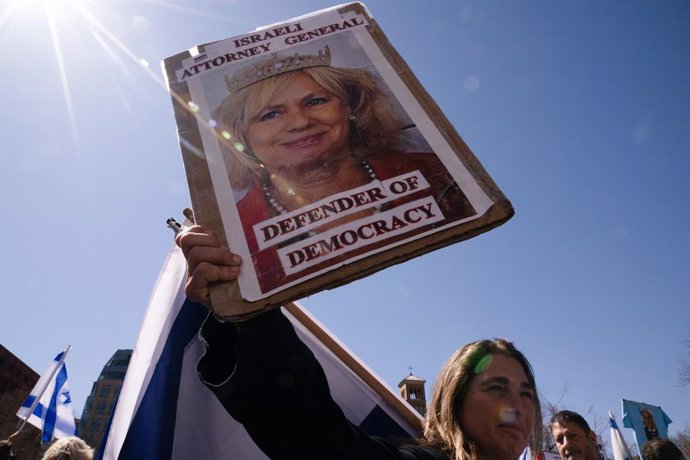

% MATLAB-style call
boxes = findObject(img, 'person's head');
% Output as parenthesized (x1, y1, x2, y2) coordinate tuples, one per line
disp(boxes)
(0, 440, 15, 460)
(550, 410, 599, 460)
(642, 438, 685, 460)
(216, 45, 402, 188)
(42, 437, 93, 460)
(423, 338, 542, 460)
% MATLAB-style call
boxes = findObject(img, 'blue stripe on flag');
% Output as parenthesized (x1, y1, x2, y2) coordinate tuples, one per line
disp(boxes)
(43, 364, 68, 443)
(33, 404, 45, 418)
(117, 300, 207, 460)
(21, 395, 47, 419)
(20, 395, 36, 410)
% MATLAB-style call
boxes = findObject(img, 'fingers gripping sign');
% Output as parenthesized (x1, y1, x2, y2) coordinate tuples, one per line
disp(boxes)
(175, 225, 243, 307)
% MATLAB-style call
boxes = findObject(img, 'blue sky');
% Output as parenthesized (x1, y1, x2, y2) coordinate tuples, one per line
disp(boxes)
(1, 0, 689, 449)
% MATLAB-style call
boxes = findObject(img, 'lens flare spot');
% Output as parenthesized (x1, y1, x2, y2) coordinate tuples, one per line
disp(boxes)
(188, 101, 200, 112)
(139, 58, 149, 68)
(233, 142, 245, 152)
(221, 130, 232, 139)
(474, 354, 492, 374)
(287, 188, 295, 196)
(464, 75, 480, 92)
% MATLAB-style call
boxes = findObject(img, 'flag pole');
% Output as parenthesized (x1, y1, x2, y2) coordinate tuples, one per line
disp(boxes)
(15, 345, 72, 435)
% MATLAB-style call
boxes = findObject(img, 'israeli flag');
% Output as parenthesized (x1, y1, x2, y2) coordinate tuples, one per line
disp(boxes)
(519, 445, 533, 460)
(99, 244, 422, 459)
(609, 411, 633, 460)
(16, 347, 77, 443)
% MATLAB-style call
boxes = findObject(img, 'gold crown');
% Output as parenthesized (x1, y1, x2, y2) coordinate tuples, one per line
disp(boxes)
(225, 45, 331, 93)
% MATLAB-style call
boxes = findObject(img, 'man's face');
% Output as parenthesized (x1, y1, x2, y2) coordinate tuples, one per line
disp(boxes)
(551, 421, 599, 460)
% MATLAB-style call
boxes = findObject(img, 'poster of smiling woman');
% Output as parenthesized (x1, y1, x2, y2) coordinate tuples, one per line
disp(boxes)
(163, 3, 514, 319)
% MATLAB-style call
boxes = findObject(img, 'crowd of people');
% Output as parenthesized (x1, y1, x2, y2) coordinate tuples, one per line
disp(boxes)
(549, 410, 685, 460)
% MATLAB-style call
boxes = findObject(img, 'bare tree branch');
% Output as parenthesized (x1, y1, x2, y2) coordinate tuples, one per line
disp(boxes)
(671, 423, 690, 458)
(539, 384, 571, 453)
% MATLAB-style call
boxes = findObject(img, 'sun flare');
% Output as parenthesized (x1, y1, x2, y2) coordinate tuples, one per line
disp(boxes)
(0, 0, 177, 145)
(0, 0, 237, 149)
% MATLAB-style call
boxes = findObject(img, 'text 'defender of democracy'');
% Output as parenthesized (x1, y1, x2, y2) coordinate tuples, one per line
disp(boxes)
(253, 170, 431, 250)
(278, 196, 445, 275)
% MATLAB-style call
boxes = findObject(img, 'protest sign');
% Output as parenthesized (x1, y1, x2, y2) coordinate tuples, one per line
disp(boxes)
(163, 3, 513, 319)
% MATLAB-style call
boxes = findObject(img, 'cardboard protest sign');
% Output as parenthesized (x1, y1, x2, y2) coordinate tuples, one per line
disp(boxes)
(163, 3, 514, 319)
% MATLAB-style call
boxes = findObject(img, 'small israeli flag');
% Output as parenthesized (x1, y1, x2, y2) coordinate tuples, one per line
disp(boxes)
(16, 347, 77, 443)
(609, 411, 633, 460)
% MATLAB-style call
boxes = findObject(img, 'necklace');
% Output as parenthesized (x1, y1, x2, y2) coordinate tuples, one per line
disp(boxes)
(262, 178, 288, 215)
(262, 158, 379, 216)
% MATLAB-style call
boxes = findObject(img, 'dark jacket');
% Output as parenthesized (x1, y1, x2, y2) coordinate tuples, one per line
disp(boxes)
(197, 308, 448, 460)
